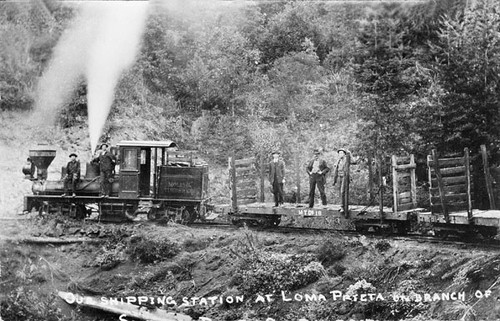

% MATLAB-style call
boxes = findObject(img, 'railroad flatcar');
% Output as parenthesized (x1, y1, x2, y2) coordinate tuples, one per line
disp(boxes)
(221, 146, 500, 238)
(22, 140, 213, 223)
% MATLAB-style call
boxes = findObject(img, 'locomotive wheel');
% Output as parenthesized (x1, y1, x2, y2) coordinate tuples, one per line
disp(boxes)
(197, 204, 206, 222)
(180, 207, 195, 225)
(124, 204, 138, 221)
(38, 203, 50, 216)
(147, 207, 159, 220)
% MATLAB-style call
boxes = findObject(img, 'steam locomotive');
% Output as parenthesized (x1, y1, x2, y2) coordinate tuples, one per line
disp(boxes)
(22, 141, 212, 223)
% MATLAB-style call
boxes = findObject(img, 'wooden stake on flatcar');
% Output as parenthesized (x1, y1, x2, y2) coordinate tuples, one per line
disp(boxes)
(153, 147, 157, 198)
(378, 154, 384, 224)
(464, 147, 473, 221)
(229, 153, 238, 213)
(344, 152, 350, 217)
(295, 151, 301, 204)
(391, 155, 398, 214)
(368, 155, 374, 202)
(410, 154, 417, 209)
(260, 151, 265, 203)
(480, 144, 496, 210)
(431, 149, 449, 223)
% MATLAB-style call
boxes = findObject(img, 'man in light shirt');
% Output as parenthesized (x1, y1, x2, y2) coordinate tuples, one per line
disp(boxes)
(333, 148, 348, 212)
(306, 149, 330, 208)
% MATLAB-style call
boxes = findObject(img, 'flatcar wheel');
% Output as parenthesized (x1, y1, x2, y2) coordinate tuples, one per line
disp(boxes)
(396, 222, 408, 236)
(263, 217, 281, 227)
(478, 227, 497, 239)
(355, 225, 367, 233)
(435, 230, 449, 238)
(231, 218, 244, 227)
(75, 204, 87, 220)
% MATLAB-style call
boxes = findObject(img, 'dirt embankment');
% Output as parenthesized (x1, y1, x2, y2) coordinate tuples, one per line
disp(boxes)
(2, 216, 500, 321)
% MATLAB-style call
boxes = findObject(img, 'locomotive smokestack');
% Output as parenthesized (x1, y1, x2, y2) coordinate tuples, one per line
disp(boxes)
(28, 147, 56, 180)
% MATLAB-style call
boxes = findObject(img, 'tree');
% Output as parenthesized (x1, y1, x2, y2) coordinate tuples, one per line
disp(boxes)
(430, 0, 500, 153)
(352, 3, 435, 157)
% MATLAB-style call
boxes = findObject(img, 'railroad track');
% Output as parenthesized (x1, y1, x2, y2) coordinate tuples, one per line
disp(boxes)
(187, 221, 500, 251)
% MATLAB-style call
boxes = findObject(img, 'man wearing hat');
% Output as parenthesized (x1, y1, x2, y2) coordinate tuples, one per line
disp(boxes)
(62, 153, 80, 197)
(268, 150, 285, 207)
(306, 149, 330, 208)
(93, 143, 116, 197)
(333, 148, 349, 212)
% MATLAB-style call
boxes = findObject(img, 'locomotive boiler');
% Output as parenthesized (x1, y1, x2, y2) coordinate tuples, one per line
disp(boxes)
(23, 147, 119, 197)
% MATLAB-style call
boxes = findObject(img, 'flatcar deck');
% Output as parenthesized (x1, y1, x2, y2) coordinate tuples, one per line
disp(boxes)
(218, 202, 399, 218)
(419, 209, 500, 227)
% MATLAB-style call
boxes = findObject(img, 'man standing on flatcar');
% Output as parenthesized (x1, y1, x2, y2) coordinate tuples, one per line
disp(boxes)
(333, 148, 359, 213)
(62, 153, 80, 197)
(333, 149, 348, 213)
(306, 149, 330, 208)
(93, 143, 116, 197)
(268, 150, 285, 207)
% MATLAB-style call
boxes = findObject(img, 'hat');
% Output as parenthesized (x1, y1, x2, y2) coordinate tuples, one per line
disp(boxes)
(69, 153, 77, 158)
(100, 143, 109, 149)
(313, 149, 321, 155)
(337, 148, 347, 154)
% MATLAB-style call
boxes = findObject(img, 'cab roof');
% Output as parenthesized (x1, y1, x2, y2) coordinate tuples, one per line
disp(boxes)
(116, 140, 177, 148)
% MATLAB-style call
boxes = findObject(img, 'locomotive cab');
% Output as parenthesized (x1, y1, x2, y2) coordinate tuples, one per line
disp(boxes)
(117, 140, 178, 199)
(115, 141, 211, 222)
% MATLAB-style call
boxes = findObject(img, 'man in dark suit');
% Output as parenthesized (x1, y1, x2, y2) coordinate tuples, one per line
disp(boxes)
(306, 149, 330, 208)
(268, 151, 285, 207)
(62, 153, 80, 197)
(93, 143, 116, 197)
(333, 148, 348, 211)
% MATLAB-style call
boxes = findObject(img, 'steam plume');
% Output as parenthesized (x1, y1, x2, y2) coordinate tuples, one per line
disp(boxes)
(34, 1, 149, 152)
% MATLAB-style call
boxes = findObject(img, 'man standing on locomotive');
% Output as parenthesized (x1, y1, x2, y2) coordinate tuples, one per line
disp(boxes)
(93, 143, 116, 198)
(306, 149, 330, 208)
(268, 150, 285, 207)
(62, 153, 80, 197)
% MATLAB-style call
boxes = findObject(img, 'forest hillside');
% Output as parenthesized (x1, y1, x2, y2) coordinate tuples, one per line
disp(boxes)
(2, 0, 500, 208)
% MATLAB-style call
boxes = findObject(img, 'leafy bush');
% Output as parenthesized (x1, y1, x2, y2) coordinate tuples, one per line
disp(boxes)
(130, 235, 181, 263)
(375, 240, 391, 252)
(1, 290, 73, 321)
(183, 237, 212, 252)
(166, 252, 200, 281)
(126, 265, 177, 296)
(236, 252, 324, 296)
(84, 226, 130, 270)
(316, 238, 347, 267)
(327, 263, 346, 276)
(88, 243, 127, 270)
(343, 261, 383, 283)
